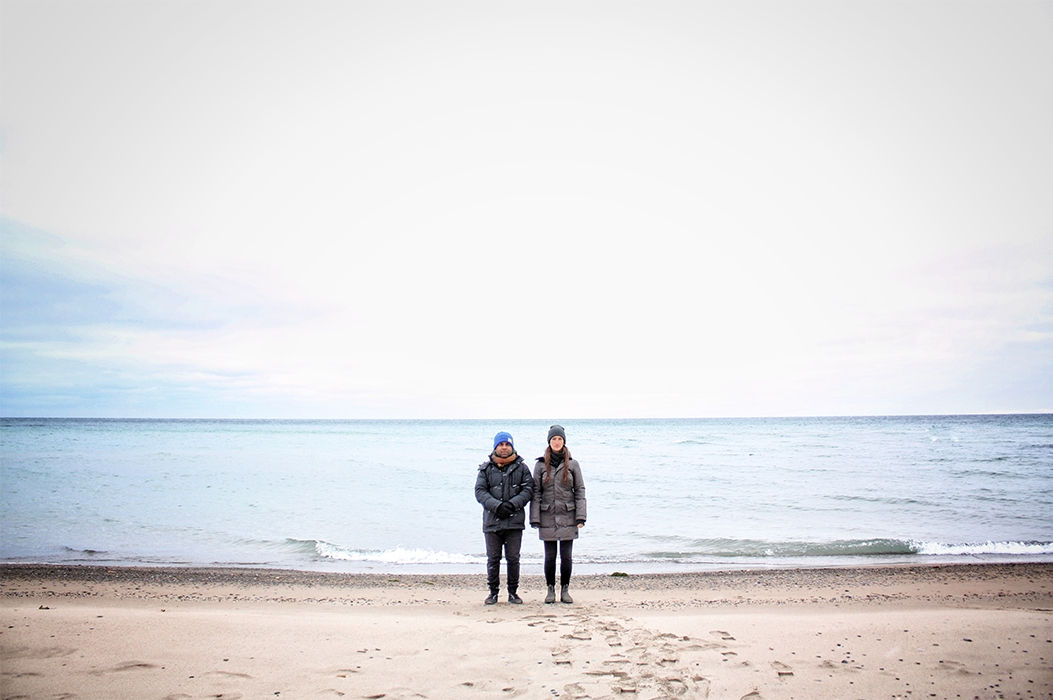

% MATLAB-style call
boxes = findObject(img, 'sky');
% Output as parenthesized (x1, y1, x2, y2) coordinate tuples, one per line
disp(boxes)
(1, 0, 1051, 419)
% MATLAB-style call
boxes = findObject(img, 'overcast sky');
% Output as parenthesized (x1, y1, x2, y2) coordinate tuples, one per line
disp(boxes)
(1, 1, 1051, 418)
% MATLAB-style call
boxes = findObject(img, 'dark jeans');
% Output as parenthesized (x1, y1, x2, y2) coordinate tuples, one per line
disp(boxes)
(484, 529, 523, 594)
(544, 539, 574, 587)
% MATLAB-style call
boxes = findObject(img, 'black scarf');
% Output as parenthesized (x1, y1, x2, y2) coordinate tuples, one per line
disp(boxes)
(543, 446, 570, 484)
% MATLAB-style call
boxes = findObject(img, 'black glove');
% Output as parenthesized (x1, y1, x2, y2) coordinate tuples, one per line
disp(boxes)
(495, 501, 515, 519)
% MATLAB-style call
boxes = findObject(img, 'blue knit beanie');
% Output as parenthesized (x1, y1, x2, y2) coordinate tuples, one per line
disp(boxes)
(493, 431, 514, 450)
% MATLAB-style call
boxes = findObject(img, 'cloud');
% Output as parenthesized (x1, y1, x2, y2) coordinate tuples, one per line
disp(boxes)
(1, 1, 1051, 417)
(0, 218, 328, 416)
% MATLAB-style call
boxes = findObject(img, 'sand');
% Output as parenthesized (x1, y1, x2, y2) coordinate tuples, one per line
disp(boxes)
(2, 563, 1051, 699)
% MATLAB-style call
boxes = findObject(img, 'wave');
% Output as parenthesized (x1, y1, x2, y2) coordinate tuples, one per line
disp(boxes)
(913, 540, 1053, 556)
(287, 539, 485, 565)
(63, 547, 109, 556)
(641, 538, 1053, 560)
(290, 537, 1053, 566)
(829, 495, 937, 506)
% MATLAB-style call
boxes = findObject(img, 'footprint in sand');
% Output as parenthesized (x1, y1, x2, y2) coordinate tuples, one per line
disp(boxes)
(530, 612, 721, 700)
(770, 660, 794, 677)
(937, 659, 971, 675)
(561, 629, 592, 640)
(586, 668, 630, 679)
(89, 660, 158, 675)
(655, 676, 690, 696)
(551, 647, 573, 666)
(204, 669, 253, 679)
(562, 682, 589, 698)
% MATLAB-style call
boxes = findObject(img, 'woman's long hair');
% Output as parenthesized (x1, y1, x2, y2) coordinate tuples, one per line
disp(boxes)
(544, 445, 572, 485)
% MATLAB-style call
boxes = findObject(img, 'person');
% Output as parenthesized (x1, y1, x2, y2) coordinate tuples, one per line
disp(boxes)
(530, 424, 587, 604)
(475, 431, 534, 605)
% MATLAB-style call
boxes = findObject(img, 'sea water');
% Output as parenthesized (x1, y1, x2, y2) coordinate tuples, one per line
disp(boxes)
(1, 416, 1051, 574)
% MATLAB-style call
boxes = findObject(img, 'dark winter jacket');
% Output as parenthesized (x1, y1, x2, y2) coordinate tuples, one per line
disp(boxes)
(530, 456, 587, 541)
(475, 455, 534, 532)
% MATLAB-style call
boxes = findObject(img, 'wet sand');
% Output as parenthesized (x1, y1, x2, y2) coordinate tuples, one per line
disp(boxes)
(2, 562, 1051, 699)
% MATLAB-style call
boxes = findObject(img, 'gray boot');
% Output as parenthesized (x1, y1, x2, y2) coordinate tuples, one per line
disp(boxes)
(560, 584, 573, 604)
(545, 585, 556, 604)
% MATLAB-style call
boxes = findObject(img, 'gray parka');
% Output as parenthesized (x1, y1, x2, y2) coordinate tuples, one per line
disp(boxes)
(529, 455, 587, 541)
(475, 455, 534, 532)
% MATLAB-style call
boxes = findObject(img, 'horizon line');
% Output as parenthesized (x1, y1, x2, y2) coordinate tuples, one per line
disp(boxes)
(2, 412, 1050, 421)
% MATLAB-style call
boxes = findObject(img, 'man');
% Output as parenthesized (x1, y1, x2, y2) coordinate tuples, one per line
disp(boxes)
(475, 431, 534, 605)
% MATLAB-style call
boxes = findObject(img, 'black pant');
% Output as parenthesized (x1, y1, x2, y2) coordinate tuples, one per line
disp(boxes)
(544, 539, 573, 587)
(484, 529, 523, 594)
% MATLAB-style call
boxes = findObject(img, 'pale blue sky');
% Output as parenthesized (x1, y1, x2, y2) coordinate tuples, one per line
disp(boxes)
(1, 1, 1051, 418)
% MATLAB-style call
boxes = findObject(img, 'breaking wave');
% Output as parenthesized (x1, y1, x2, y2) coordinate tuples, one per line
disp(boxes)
(642, 538, 1053, 560)
(288, 539, 485, 565)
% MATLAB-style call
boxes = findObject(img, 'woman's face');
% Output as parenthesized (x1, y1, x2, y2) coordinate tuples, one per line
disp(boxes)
(549, 435, 565, 452)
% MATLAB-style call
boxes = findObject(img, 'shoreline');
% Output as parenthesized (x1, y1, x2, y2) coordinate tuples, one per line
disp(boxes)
(3, 557, 1052, 582)
(3, 562, 1051, 699)
(4, 560, 1052, 598)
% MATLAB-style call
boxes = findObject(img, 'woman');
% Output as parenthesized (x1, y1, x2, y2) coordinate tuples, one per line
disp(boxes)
(530, 424, 587, 604)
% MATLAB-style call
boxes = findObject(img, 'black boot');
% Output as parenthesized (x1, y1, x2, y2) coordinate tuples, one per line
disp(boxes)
(485, 591, 499, 605)
(508, 591, 523, 604)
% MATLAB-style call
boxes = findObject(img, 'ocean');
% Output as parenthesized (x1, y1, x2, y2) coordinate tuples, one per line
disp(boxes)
(2, 415, 1051, 574)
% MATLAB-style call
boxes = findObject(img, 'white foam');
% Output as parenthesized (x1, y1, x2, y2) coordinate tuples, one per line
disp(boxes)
(315, 541, 485, 565)
(913, 540, 1053, 556)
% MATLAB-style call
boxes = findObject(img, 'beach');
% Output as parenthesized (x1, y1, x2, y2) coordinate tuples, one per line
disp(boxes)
(2, 563, 1051, 699)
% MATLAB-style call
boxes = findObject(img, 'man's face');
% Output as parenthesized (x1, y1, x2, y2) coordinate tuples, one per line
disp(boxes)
(495, 441, 513, 458)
